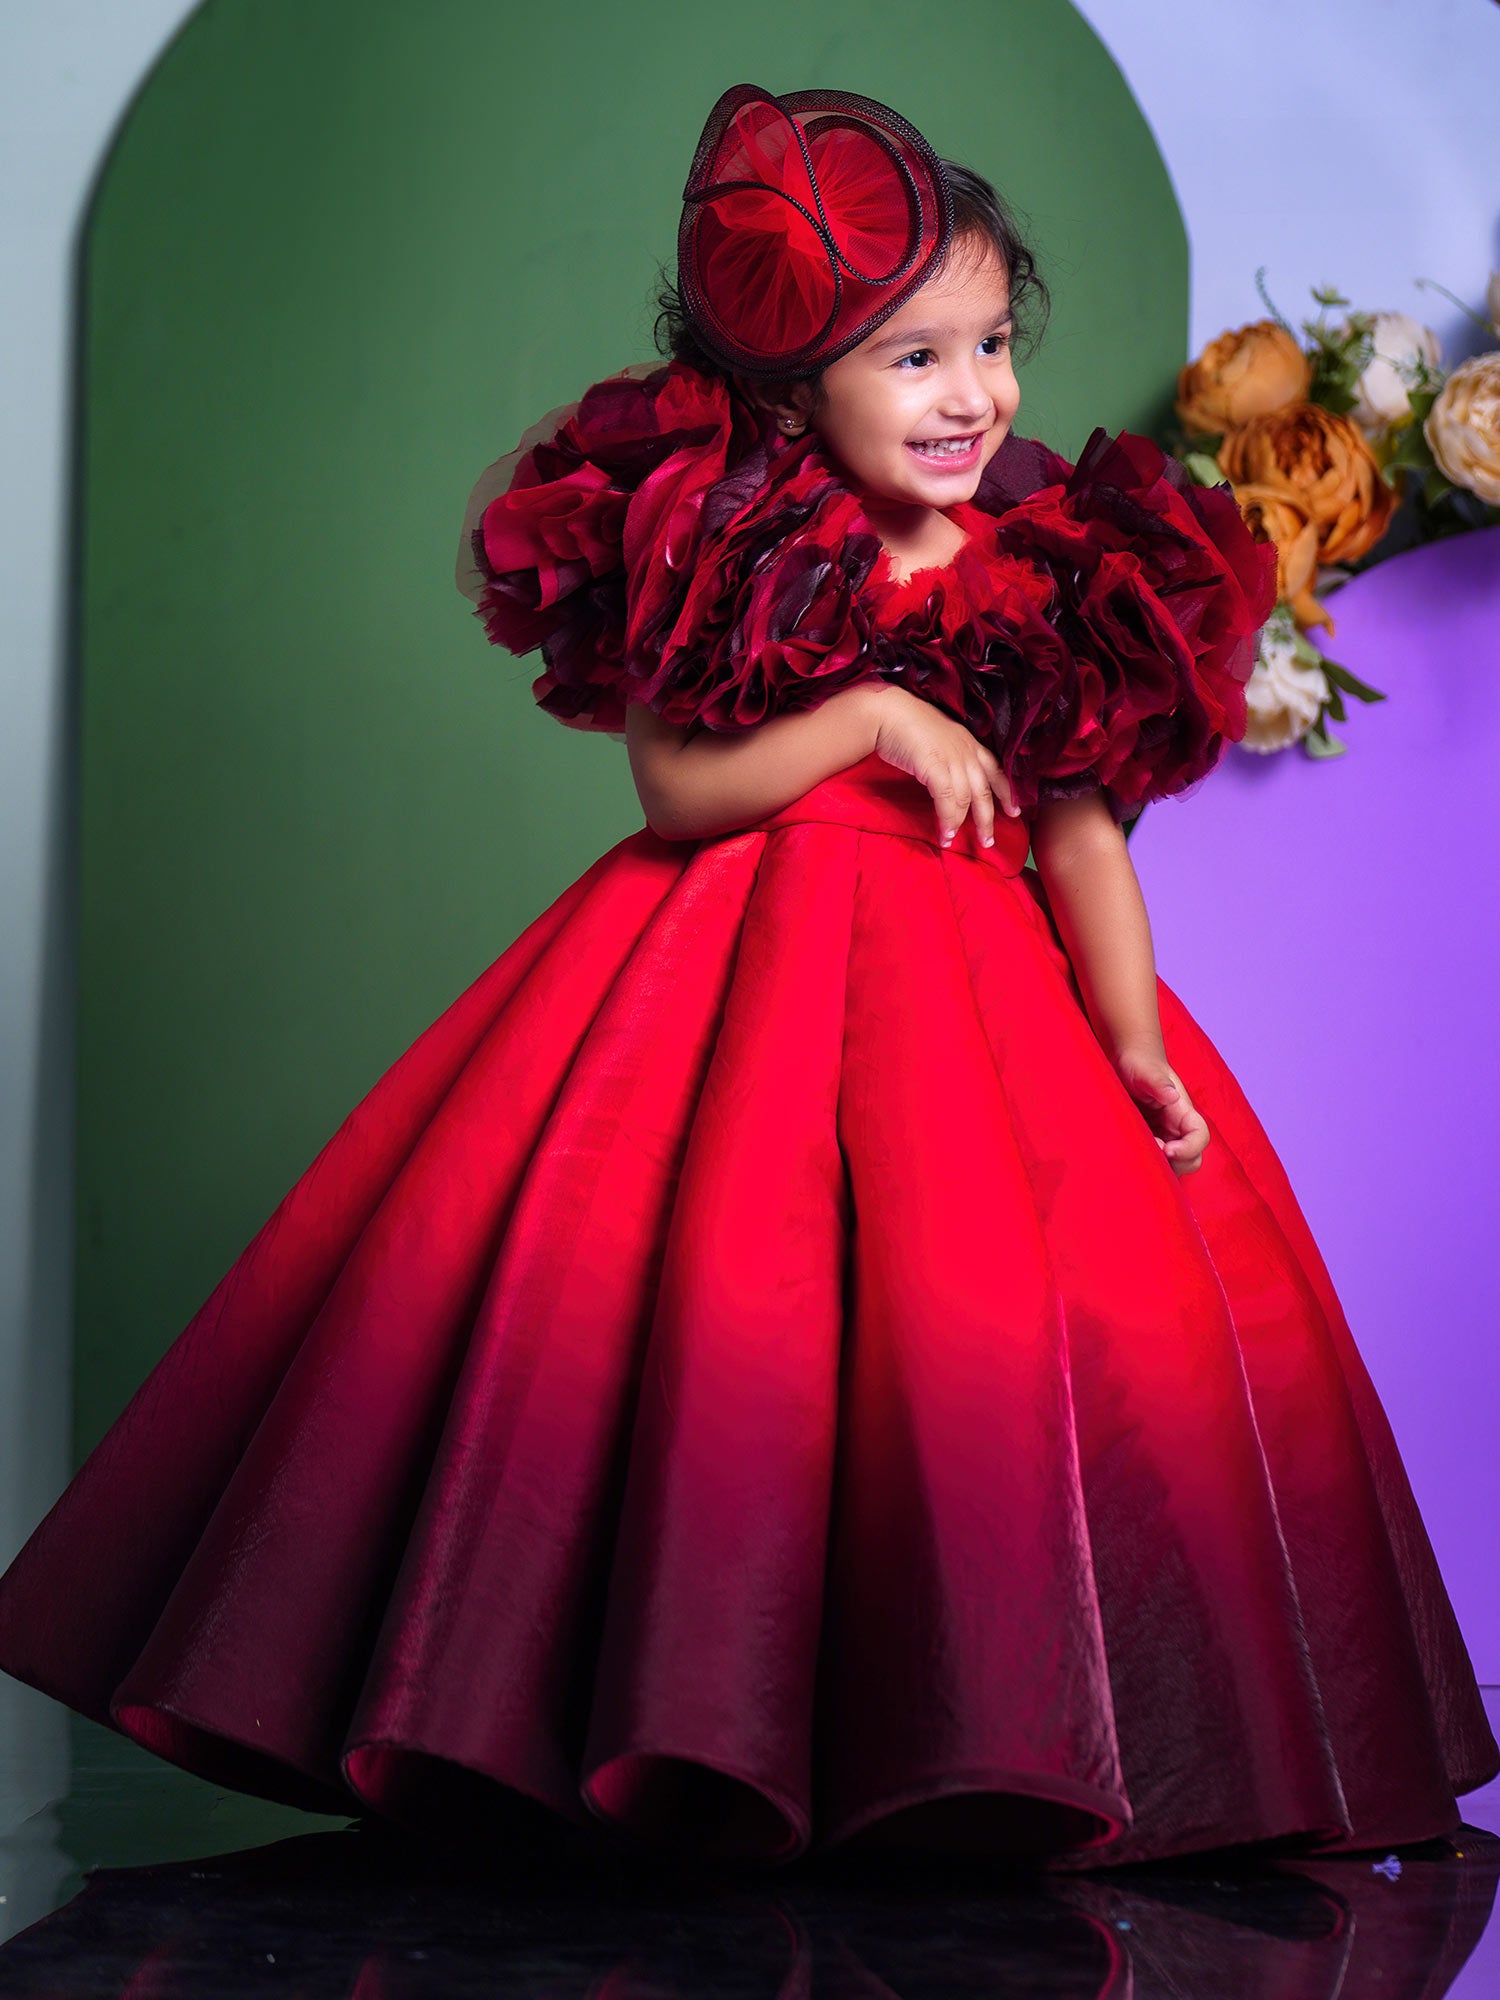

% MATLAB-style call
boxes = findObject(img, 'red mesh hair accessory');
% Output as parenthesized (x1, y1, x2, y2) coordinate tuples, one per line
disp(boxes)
(678, 84, 954, 376)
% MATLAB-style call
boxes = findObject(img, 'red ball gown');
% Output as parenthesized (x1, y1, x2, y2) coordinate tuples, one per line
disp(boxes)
(0, 365, 1493, 1868)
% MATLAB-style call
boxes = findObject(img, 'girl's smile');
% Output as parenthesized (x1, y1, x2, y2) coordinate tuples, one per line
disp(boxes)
(905, 432, 986, 473)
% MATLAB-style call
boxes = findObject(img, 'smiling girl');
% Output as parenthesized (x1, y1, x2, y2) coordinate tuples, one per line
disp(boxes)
(0, 82, 1492, 1872)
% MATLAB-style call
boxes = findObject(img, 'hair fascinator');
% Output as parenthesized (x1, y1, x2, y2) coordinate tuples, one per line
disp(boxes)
(678, 83, 954, 377)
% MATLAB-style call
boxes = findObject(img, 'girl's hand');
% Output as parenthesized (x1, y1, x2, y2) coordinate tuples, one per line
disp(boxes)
(868, 684, 1021, 849)
(1113, 1045, 1210, 1176)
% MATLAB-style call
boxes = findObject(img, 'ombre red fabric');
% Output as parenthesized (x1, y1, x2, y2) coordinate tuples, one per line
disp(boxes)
(471, 361, 1277, 822)
(0, 754, 1493, 1864)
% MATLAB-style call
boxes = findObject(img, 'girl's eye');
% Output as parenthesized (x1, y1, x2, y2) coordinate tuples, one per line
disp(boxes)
(894, 332, 1012, 369)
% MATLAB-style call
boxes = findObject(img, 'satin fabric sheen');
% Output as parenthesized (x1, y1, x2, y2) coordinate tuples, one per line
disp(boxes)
(0, 752, 1493, 1866)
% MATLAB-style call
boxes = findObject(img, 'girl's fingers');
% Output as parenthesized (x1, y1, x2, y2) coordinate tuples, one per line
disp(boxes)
(954, 767, 973, 840)
(967, 758, 995, 848)
(934, 765, 969, 845)
(932, 737, 1023, 847)
(1159, 1097, 1191, 1139)
(1161, 1104, 1210, 1173)
(975, 743, 1021, 819)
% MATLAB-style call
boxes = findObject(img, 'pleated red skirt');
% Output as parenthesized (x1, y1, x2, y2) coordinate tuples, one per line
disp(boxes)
(0, 751, 1493, 1866)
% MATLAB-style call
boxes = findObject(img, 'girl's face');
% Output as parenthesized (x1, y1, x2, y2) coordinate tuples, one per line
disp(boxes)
(805, 237, 1020, 514)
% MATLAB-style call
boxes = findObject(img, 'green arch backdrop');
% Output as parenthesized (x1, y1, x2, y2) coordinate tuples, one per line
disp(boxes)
(77, 0, 1187, 1453)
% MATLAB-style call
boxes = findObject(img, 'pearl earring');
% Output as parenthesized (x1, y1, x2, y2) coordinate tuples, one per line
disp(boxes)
(781, 416, 805, 435)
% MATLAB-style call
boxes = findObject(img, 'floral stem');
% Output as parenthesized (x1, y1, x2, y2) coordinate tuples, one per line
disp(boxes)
(1253, 265, 1297, 338)
(1413, 276, 1496, 337)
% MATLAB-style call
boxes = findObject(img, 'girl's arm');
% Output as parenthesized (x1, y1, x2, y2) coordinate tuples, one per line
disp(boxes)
(627, 683, 1019, 845)
(1031, 791, 1211, 1174)
(1030, 792, 1164, 1061)
(626, 685, 886, 842)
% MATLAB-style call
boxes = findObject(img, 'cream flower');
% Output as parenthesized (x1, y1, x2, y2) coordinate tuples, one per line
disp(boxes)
(1424, 351, 1500, 505)
(1341, 311, 1442, 431)
(1242, 622, 1330, 753)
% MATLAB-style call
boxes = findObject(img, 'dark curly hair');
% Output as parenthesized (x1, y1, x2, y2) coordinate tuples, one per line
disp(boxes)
(654, 159, 1050, 409)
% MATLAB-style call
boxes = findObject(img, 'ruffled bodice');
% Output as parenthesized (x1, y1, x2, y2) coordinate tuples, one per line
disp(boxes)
(462, 361, 1279, 822)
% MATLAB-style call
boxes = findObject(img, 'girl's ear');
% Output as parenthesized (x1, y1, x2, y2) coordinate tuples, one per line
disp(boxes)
(737, 376, 817, 438)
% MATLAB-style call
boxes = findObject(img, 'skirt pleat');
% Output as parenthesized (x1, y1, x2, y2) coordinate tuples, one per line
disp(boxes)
(0, 760, 1491, 1864)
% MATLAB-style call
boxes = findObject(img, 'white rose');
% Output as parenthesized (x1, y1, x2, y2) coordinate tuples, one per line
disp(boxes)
(1488, 269, 1500, 336)
(1340, 311, 1443, 431)
(1424, 351, 1500, 505)
(1242, 625, 1330, 754)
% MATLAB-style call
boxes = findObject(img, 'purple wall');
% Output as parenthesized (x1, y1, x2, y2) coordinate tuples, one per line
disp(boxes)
(1131, 524, 1500, 1681)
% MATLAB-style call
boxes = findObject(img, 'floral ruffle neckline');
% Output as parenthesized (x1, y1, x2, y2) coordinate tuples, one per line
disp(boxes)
(471, 361, 1277, 820)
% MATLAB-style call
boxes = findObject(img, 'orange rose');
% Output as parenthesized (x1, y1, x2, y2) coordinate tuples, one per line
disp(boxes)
(1176, 321, 1313, 436)
(1217, 404, 1396, 580)
(1228, 484, 1325, 631)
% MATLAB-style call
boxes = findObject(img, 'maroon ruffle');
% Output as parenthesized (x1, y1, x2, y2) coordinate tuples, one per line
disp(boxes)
(991, 429, 1277, 816)
(470, 361, 1278, 815)
(474, 366, 751, 733)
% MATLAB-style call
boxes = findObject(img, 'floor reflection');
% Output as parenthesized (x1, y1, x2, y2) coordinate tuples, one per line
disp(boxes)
(1, 1802, 1497, 1998)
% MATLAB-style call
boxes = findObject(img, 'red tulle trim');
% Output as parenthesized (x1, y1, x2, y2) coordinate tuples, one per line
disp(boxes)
(471, 362, 1278, 813)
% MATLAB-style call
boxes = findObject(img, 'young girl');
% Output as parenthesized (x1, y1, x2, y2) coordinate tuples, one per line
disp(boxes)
(0, 83, 1493, 1872)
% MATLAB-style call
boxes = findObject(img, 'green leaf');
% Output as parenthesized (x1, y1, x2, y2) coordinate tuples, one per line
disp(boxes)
(1320, 656, 1388, 704)
(1183, 452, 1227, 487)
(1324, 683, 1348, 723)
(1380, 420, 1436, 476)
(1424, 469, 1459, 505)
(1303, 719, 1348, 758)
(1314, 379, 1361, 417)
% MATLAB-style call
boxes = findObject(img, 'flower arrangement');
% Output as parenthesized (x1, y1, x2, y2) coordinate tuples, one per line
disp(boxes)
(1166, 267, 1500, 758)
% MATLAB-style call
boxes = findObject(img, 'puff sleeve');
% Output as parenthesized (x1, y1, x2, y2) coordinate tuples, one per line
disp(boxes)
(459, 363, 743, 735)
(990, 427, 1278, 821)
(460, 361, 895, 740)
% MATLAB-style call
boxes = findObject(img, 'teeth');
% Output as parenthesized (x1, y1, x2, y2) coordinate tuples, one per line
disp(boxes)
(912, 437, 976, 456)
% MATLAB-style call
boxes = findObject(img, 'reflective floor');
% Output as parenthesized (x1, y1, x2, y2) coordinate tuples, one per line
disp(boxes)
(3, 1689, 1499, 1997)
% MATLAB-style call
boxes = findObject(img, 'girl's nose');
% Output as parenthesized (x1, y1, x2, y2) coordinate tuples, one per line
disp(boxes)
(939, 366, 994, 423)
